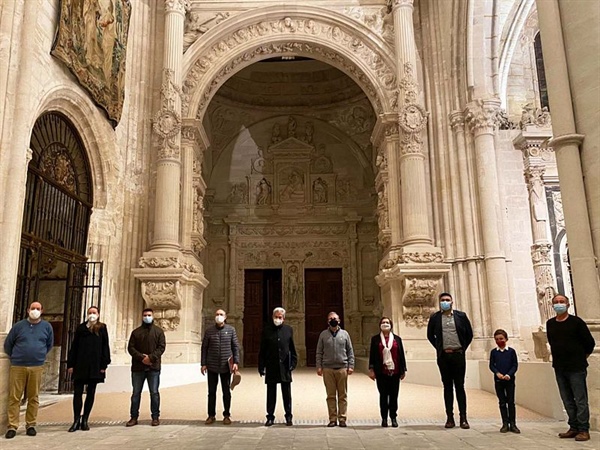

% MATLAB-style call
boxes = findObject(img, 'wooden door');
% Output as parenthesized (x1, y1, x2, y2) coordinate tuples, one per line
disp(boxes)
(304, 268, 343, 367)
(243, 269, 282, 366)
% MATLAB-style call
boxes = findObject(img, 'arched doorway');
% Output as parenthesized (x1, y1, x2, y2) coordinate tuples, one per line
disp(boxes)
(14, 112, 101, 393)
(200, 58, 380, 367)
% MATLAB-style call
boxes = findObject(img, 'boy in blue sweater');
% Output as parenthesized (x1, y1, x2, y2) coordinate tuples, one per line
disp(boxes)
(489, 329, 520, 434)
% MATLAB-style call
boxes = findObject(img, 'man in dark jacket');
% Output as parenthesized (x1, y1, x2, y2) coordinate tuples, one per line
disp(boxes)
(427, 292, 473, 429)
(126, 308, 166, 427)
(547, 294, 595, 442)
(259, 307, 298, 427)
(201, 309, 240, 425)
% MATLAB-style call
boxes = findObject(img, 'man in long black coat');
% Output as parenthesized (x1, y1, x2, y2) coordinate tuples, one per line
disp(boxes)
(259, 307, 298, 426)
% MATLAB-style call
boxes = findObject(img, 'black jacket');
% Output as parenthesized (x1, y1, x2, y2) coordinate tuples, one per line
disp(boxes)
(427, 310, 473, 357)
(368, 334, 407, 376)
(128, 323, 166, 372)
(259, 323, 297, 384)
(67, 322, 111, 382)
(201, 324, 240, 373)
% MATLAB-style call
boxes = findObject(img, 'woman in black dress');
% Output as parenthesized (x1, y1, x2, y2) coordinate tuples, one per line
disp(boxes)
(368, 316, 407, 427)
(67, 306, 111, 431)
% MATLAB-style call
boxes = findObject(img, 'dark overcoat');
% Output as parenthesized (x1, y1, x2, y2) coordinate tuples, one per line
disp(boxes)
(258, 323, 297, 384)
(67, 322, 111, 382)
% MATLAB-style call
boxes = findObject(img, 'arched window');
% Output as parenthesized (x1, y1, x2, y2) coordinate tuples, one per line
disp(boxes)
(534, 33, 549, 109)
(23, 112, 93, 254)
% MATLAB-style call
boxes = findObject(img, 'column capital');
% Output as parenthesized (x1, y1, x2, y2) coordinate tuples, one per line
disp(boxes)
(389, 0, 415, 13)
(165, 0, 190, 15)
(524, 165, 546, 183)
(465, 98, 501, 136)
(449, 111, 466, 132)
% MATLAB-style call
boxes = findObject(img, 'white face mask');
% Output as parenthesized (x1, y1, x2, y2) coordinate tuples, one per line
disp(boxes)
(215, 315, 226, 324)
(273, 318, 283, 326)
(88, 313, 98, 322)
(29, 309, 41, 320)
(380, 323, 391, 331)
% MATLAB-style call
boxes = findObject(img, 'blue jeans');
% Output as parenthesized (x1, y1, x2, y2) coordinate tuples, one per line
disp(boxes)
(130, 370, 160, 420)
(555, 368, 589, 432)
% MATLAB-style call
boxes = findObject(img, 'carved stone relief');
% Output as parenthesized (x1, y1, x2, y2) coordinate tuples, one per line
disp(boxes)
(255, 178, 272, 205)
(153, 69, 182, 160)
(401, 277, 440, 328)
(343, 6, 394, 44)
(184, 11, 230, 52)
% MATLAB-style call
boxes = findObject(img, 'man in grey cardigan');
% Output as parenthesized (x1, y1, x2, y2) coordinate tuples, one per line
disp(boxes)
(316, 311, 355, 427)
(201, 309, 240, 425)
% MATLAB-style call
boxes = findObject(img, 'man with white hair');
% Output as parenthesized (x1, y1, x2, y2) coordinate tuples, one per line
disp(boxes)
(259, 307, 298, 426)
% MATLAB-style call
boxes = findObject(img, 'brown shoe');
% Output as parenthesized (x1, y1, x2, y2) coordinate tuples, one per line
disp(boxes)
(558, 429, 579, 439)
(126, 418, 138, 427)
(445, 416, 456, 428)
(575, 432, 591, 442)
(338, 421, 347, 428)
(151, 419, 160, 427)
(205, 416, 216, 425)
(223, 417, 232, 425)
(327, 421, 337, 427)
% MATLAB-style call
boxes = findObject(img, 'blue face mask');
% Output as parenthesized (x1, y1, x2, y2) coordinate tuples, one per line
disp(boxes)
(440, 300, 452, 311)
(553, 304, 568, 315)
(143, 316, 153, 324)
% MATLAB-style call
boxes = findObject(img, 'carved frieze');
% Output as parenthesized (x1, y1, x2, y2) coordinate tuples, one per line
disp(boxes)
(183, 17, 397, 117)
(383, 252, 445, 268)
(397, 63, 427, 156)
(236, 224, 349, 236)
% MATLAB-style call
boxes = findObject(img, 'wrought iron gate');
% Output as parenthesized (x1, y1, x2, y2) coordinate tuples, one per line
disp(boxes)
(59, 261, 103, 394)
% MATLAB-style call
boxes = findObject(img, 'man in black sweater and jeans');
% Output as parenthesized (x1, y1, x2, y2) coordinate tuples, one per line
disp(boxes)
(546, 294, 595, 442)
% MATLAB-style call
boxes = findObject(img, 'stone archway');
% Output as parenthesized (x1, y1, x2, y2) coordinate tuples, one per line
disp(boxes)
(181, 7, 396, 363)
(182, 6, 399, 121)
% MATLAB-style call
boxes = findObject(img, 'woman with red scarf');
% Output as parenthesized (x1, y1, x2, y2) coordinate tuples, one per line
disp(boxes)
(368, 317, 407, 427)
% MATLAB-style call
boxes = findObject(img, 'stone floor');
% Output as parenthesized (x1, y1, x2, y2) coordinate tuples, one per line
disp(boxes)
(3, 369, 598, 449)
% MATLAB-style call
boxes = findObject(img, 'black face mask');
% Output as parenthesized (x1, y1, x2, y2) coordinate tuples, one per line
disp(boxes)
(329, 319, 339, 328)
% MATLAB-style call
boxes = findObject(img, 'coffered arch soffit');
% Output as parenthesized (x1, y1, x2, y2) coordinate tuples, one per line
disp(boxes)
(182, 6, 398, 121)
(209, 115, 374, 183)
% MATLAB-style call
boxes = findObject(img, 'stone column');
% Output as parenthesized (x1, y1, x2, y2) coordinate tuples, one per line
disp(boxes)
(151, 0, 188, 251)
(465, 98, 513, 334)
(450, 112, 484, 337)
(374, 0, 449, 359)
(536, 1, 600, 429)
(392, 0, 433, 248)
(133, 1, 208, 367)
(537, 0, 600, 320)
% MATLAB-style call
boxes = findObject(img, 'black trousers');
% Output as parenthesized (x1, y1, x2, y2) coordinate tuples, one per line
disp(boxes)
(375, 374, 401, 420)
(266, 382, 292, 421)
(73, 380, 98, 420)
(207, 371, 231, 418)
(437, 352, 467, 415)
(495, 379, 516, 424)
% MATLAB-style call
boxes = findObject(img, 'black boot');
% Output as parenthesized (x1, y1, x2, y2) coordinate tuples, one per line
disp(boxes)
(68, 416, 81, 432)
(80, 416, 90, 431)
(459, 414, 470, 429)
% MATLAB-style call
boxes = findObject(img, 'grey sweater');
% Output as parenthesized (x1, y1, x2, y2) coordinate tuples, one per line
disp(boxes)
(316, 328, 355, 369)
